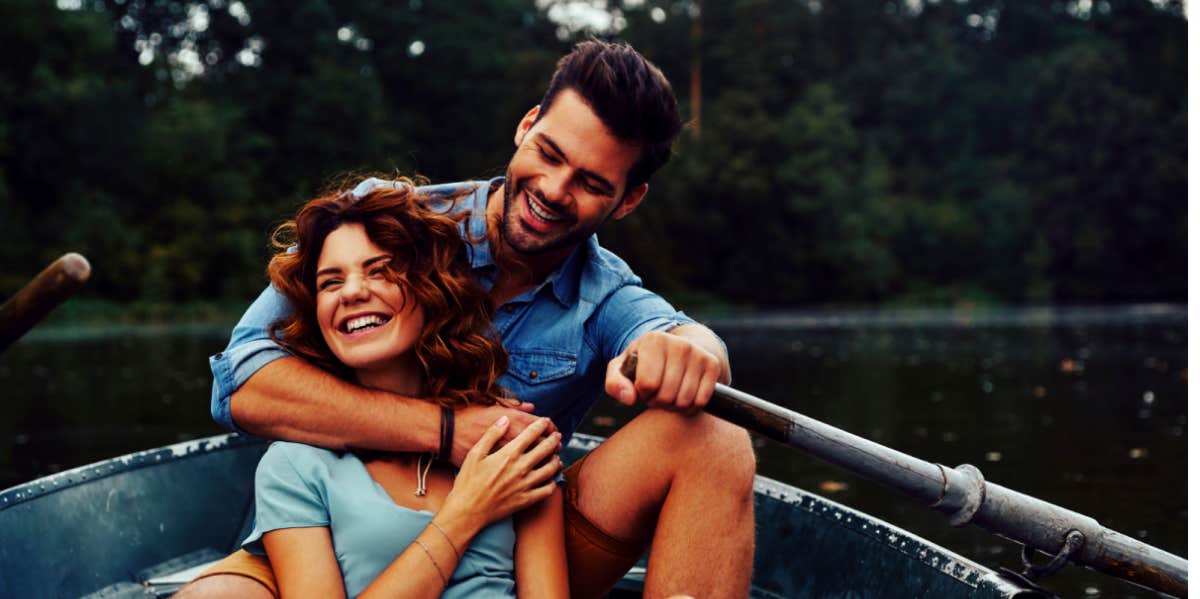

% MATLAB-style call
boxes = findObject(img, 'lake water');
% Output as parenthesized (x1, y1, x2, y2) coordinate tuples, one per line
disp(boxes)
(0, 305, 1186, 598)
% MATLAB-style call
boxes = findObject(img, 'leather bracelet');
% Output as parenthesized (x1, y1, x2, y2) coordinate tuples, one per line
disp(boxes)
(438, 406, 454, 463)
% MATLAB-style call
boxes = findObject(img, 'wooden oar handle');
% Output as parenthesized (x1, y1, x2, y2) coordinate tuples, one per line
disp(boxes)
(0, 253, 91, 353)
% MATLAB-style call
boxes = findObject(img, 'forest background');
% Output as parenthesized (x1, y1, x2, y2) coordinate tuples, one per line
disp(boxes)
(0, 0, 1186, 320)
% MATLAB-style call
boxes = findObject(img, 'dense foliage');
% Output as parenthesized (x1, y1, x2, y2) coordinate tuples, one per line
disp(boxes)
(0, 0, 1185, 308)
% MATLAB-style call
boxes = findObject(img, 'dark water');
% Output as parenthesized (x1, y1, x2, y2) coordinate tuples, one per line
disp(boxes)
(1, 306, 1186, 598)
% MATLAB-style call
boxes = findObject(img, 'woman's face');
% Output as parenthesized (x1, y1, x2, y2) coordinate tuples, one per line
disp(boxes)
(314, 223, 425, 374)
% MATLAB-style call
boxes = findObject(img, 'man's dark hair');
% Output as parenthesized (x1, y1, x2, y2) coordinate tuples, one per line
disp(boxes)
(536, 39, 682, 193)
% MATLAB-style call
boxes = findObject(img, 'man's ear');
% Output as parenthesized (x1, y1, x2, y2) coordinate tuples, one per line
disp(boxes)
(514, 105, 540, 147)
(611, 183, 649, 220)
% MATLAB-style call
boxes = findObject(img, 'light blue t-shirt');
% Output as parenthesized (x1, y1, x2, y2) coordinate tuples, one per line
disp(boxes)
(210, 178, 705, 441)
(242, 441, 516, 598)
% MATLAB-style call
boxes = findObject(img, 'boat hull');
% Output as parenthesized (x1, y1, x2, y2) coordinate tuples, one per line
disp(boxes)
(1, 433, 1043, 598)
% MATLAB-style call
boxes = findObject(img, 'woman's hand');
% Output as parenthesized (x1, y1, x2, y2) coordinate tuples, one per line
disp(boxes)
(441, 415, 562, 531)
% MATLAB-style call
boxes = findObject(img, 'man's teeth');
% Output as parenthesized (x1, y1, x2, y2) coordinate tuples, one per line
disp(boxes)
(345, 315, 387, 333)
(526, 193, 563, 223)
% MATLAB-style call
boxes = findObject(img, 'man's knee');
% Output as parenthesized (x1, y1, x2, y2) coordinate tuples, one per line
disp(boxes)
(638, 410, 757, 483)
(173, 574, 274, 599)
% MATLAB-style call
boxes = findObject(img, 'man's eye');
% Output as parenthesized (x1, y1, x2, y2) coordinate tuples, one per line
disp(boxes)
(582, 182, 605, 195)
(539, 148, 560, 164)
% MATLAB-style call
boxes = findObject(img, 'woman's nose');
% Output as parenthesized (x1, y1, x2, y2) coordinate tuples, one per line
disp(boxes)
(340, 275, 371, 303)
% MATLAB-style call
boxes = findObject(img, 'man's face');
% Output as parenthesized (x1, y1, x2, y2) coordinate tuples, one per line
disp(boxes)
(498, 88, 648, 257)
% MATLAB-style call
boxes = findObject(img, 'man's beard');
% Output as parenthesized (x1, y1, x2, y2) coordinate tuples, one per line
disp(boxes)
(499, 173, 591, 256)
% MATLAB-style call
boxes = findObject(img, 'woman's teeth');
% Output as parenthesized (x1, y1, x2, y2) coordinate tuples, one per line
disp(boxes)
(344, 314, 388, 333)
(526, 193, 563, 223)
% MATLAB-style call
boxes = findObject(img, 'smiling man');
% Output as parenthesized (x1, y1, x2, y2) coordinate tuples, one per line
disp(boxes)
(185, 40, 755, 599)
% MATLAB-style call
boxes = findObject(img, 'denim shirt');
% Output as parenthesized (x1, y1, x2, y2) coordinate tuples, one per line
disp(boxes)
(209, 178, 699, 442)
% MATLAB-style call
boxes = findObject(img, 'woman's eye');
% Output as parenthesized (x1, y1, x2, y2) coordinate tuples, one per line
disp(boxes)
(318, 279, 342, 291)
(369, 267, 386, 278)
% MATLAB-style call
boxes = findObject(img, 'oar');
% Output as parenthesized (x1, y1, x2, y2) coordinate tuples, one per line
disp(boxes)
(620, 355, 1188, 597)
(0, 253, 91, 354)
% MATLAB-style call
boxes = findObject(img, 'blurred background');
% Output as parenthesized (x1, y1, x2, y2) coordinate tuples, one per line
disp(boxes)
(0, 1, 1187, 597)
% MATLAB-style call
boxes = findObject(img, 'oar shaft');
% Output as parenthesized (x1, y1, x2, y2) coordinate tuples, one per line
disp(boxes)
(702, 381, 1188, 596)
(0, 253, 91, 353)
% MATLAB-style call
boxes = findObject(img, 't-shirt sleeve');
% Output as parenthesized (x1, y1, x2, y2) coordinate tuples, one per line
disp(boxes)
(592, 284, 699, 361)
(241, 443, 331, 556)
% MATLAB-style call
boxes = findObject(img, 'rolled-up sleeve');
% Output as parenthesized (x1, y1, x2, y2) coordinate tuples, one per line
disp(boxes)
(209, 286, 295, 432)
(592, 285, 699, 361)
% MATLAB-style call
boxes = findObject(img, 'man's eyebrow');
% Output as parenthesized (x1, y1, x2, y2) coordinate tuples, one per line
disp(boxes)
(535, 133, 617, 196)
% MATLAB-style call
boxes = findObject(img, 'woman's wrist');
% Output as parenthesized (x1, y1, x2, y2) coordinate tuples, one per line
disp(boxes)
(433, 503, 486, 540)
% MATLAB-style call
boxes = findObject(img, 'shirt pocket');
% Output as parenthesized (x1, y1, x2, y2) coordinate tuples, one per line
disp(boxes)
(506, 349, 577, 386)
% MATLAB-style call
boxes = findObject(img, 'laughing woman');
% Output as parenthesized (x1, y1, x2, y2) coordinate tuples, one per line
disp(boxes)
(240, 179, 568, 599)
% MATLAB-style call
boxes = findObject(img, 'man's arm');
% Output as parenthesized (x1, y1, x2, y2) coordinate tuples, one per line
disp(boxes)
(594, 286, 731, 413)
(215, 286, 544, 465)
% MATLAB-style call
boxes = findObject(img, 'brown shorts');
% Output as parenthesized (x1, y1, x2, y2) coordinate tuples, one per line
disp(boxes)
(192, 452, 648, 598)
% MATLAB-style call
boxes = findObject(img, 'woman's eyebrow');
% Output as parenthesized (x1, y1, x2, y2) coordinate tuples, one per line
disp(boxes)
(362, 255, 391, 268)
(315, 266, 342, 278)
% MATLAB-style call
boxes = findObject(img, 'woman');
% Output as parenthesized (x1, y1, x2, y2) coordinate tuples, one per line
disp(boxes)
(240, 178, 568, 598)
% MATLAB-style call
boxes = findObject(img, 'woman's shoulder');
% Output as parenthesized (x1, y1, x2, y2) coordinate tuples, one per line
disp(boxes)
(259, 441, 348, 476)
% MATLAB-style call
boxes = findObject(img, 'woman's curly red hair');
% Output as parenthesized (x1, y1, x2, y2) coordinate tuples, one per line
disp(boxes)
(267, 178, 508, 409)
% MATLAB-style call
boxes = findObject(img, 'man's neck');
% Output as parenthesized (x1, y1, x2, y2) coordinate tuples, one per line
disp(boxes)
(484, 184, 575, 299)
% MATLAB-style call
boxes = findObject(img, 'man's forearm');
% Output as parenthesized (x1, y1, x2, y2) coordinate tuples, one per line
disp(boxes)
(230, 357, 440, 453)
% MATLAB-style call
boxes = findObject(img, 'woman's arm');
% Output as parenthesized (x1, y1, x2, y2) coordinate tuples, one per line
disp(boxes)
(514, 488, 569, 599)
(263, 527, 349, 599)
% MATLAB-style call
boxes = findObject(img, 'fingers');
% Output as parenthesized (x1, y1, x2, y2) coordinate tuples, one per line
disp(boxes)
(616, 331, 726, 412)
(605, 355, 636, 405)
(465, 415, 509, 463)
(520, 478, 558, 505)
(500, 396, 537, 413)
(516, 430, 562, 470)
(523, 453, 562, 486)
(498, 416, 551, 457)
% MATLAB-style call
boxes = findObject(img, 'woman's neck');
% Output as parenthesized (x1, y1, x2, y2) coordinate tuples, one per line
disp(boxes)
(354, 356, 425, 398)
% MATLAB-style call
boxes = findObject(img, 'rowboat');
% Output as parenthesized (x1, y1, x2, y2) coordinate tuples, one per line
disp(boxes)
(0, 432, 1045, 598)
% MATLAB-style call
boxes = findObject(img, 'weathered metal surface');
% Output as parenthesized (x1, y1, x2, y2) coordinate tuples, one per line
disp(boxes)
(0, 432, 1034, 598)
(0, 434, 265, 598)
(691, 377, 1189, 597)
(0, 252, 91, 353)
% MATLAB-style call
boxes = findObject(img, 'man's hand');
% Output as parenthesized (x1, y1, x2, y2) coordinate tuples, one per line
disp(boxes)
(604, 329, 724, 414)
(451, 402, 557, 467)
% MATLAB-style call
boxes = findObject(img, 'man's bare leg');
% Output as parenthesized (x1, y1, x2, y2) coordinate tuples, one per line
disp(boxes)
(572, 408, 756, 598)
(173, 575, 274, 599)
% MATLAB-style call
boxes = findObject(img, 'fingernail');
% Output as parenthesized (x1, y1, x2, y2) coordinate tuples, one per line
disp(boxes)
(496, 416, 509, 427)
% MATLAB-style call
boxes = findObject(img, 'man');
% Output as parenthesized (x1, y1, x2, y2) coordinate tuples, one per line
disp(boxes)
(186, 40, 755, 599)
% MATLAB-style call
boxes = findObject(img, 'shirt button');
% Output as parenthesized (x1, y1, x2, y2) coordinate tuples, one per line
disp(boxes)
(505, 305, 514, 313)
(529, 371, 538, 379)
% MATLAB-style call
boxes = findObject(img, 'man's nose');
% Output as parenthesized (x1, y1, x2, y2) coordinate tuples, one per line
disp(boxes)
(541, 167, 571, 203)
